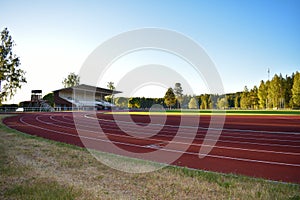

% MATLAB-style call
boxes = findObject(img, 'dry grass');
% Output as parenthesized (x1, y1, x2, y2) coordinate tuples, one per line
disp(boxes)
(0, 114, 299, 199)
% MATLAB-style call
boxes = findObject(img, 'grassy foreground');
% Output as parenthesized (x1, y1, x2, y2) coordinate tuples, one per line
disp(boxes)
(0, 115, 299, 199)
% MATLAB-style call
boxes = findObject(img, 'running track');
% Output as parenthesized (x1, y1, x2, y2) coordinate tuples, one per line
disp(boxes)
(3, 112, 300, 184)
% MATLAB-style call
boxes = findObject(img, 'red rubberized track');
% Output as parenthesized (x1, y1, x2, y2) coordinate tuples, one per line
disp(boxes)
(3, 112, 300, 183)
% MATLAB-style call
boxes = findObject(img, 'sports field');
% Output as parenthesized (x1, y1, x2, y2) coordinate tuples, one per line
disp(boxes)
(3, 110, 300, 184)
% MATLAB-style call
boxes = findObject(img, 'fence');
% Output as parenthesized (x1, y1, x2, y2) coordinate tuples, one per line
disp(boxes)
(0, 107, 54, 113)
(0, 106, 111, 113)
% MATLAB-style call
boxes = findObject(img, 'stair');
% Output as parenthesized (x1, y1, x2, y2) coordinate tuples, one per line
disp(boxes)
(40, 100, 55, 112)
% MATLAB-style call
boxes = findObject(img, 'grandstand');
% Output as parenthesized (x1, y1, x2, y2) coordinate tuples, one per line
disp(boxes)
(53, 84, 121, 110)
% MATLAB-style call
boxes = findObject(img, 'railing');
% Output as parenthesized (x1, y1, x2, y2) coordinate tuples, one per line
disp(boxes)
(0, 107, 19, 113)
(0, 107, 55, 113)
(0, 106, 110, 113)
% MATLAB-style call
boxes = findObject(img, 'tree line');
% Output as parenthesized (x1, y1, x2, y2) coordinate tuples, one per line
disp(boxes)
(46, 71, 300, 110)
(237, 72, 300, 109)
(114, 71, 300, 110)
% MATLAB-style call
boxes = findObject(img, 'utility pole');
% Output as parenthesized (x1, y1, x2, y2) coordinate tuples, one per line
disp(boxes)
(267, 68, 270, 81)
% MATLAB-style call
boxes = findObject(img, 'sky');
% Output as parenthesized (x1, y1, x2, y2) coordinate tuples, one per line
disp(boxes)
(0, 0, 299, 103)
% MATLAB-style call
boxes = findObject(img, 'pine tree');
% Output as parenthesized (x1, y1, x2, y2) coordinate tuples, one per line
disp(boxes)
(284, 75, 293, 108)
(292, 71, 300, 107)
(240, 86, 251, 109)
(258, 80, 267, 109)
(199, 94, 207, 109)
(217, 97, 228, 109)
(278, 74, 285, 108)
(265, 80, 271, 108)
(268, 74, 281, 108)
(188, 97, 198, 109)
(174, 82, 183, 108)
(234, 93, 241, 109)
(250, 86, 259, 109)
(164, 88, 176, 109)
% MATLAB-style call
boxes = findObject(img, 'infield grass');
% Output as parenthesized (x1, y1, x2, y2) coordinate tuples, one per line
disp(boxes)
(0, 114, 299, 199)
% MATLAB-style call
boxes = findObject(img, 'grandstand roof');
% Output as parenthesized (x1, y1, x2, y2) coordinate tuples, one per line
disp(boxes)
(53, 84, 121, 95)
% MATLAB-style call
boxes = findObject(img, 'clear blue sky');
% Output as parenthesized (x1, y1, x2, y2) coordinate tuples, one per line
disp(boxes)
(1, 0, 299, 102)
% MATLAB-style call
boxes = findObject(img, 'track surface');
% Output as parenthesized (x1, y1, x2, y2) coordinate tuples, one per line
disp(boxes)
(3, 112, 300, 183)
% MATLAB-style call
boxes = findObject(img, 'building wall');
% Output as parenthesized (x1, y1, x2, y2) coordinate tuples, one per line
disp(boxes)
(59, 90, 104, 101)
(54, 89, 106, 109)
(53, 91, 73, 108)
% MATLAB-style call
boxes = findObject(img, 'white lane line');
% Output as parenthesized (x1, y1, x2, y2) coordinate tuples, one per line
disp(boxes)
(17, 115, 300, 167)
(62, 115, 75, 122)
(50, 115, 300, 144)
(99, 122, 300, 143)
(278, 116, 300, 121)
(39, 115, 300, 156)
(85, 114, 300, 135)
(89, 117, 300, 140)
(47, 115, 300, 150)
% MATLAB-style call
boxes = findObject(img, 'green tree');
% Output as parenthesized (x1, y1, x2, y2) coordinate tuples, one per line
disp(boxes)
(174, 82, 183, 108)
(62, 72, 80, 88)
(164, 87, 176, 109)
(0, 28, 26, 103)
(292, 71, 300, 107)
(140, 97, 155, 109)
(250, 86, 259, 109)
(114, 97, 128, 108)
(181, 94, 191, 109)
(188, 97, 198, 109)
(284, 75, 293, 108)
(234, 93, 241, 109)
(107, 81, 115, 90)
(200, 94, 208, 109)
(208, 95, 213, 109)
(258, 80, 268, 109)
(42, 93, 54, 107)
(226, 94, 235, 108)
(128, 97, 140, 109)
(268, 74, 281, 109)
(217, 97, 228, 109)
(265, 80, 271, 108)
(240, 86, 251, 109)
(154, 98, 166, 107)
(278, 74, 286, 108)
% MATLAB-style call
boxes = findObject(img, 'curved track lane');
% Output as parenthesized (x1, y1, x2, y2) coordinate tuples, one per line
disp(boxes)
(3, 112, 300, 183)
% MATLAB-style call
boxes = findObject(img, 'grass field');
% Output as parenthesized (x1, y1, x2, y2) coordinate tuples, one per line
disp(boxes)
(0, 114, 299, 199)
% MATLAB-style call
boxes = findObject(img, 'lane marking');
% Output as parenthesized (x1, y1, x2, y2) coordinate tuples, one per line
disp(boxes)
(14, 114, 300, 167)
(85, 114, 300, 135)
(35, 115, 300, 156)
(50, 114, 300, 143)
(46, 114, 300, 151)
